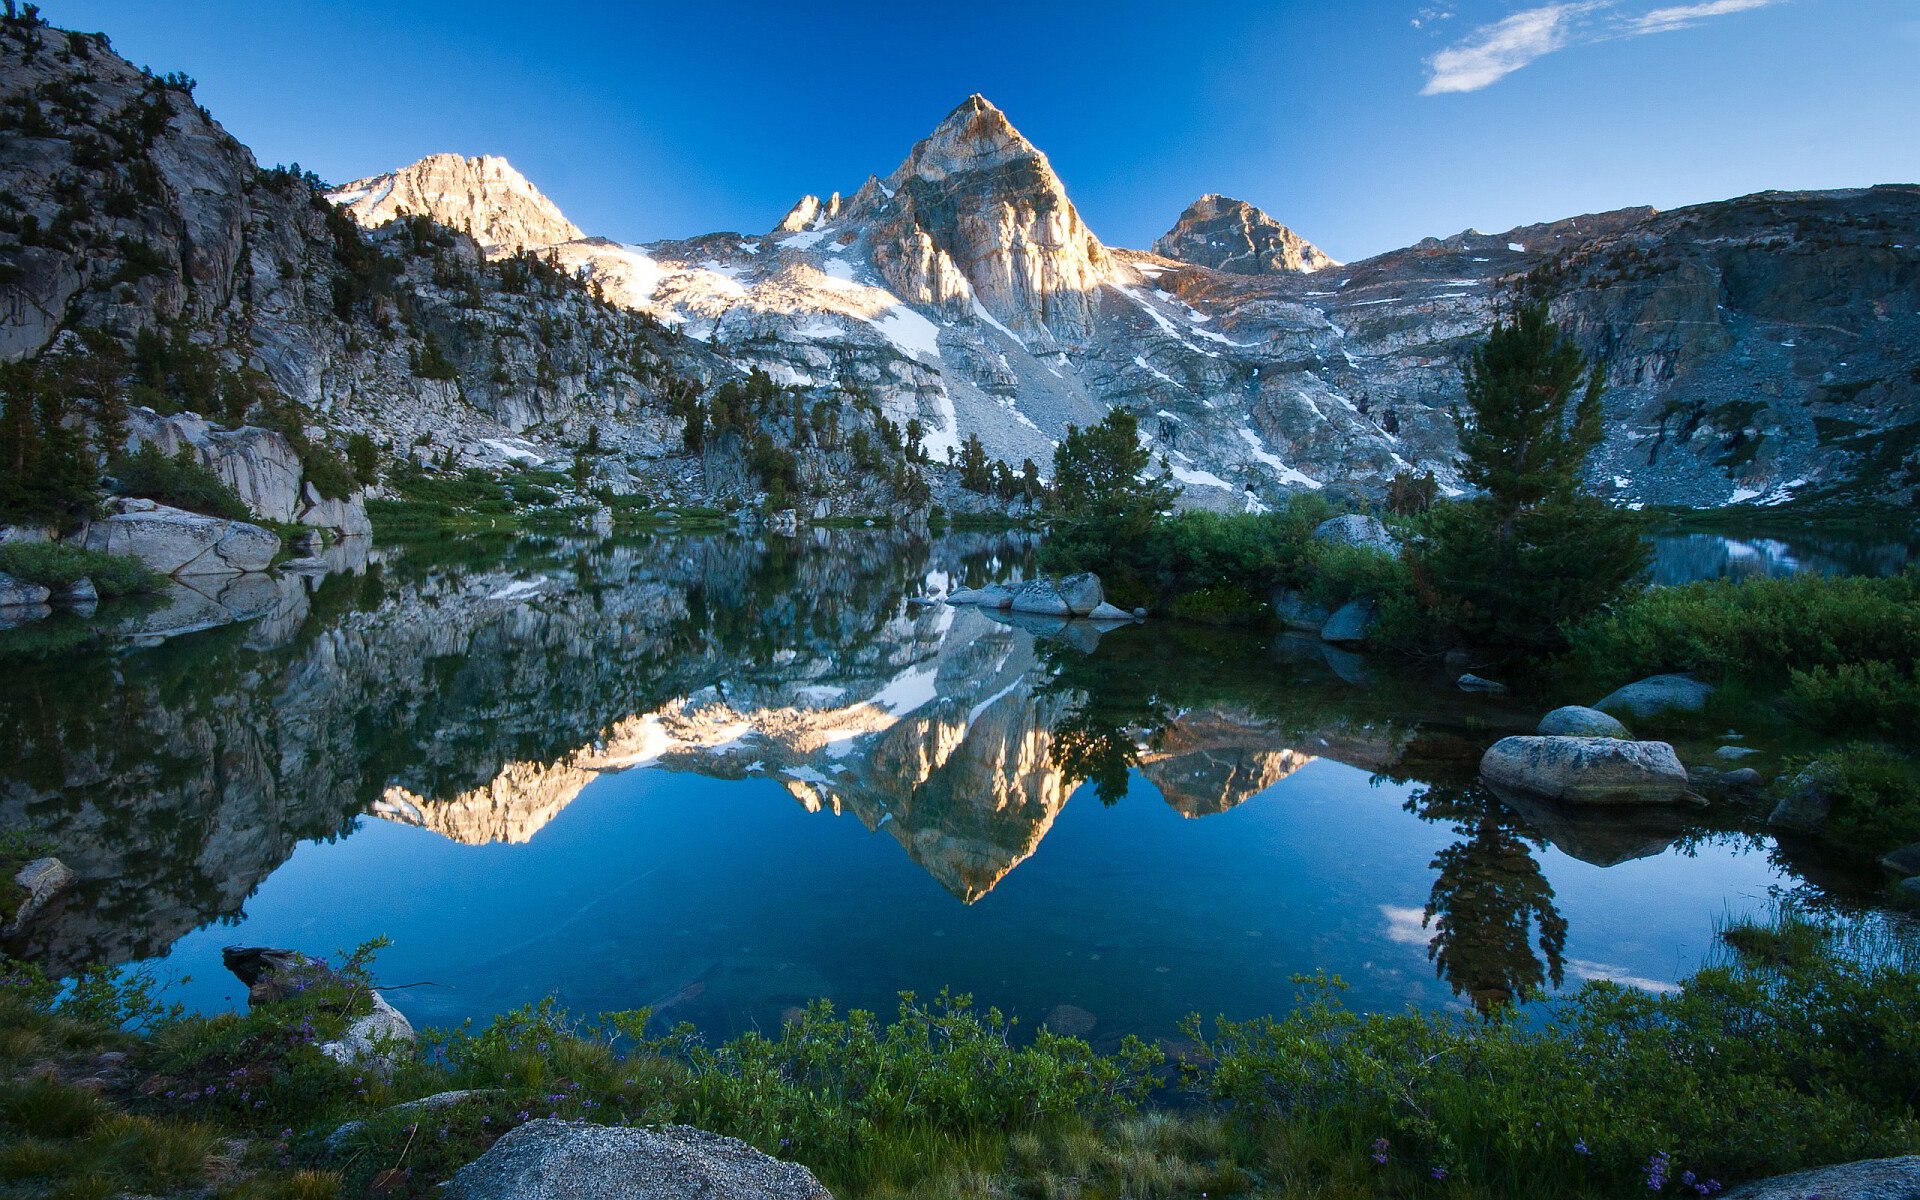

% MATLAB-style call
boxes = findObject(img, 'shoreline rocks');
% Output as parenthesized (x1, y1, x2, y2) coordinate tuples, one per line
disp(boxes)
(1319, 599, 1377, 646)
(1480, 736, 1694, 804)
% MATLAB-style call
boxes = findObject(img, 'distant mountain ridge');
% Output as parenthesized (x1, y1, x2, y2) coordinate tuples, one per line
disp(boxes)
(2, 5, 1916, 515)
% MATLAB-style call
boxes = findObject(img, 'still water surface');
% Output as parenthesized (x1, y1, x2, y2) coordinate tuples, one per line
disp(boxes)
(0, 528, 1895, 1048)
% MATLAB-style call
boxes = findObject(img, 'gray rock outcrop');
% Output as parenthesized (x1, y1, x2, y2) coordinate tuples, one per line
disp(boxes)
(0, 572, 51, 608)
(1718, 1155, 1920, 1200)
(1768, 764, 1837, 832)
(80, 500, 279, 576)
(443, 1120, 832, 1200)
(1312, 514, 1399, 555)
(1537, 706, 1631, 738)
(1056, 572, 1104, 616)
(1010, 577, 1070, 616)
(1480, 736, 1693, 804)
(1154, 194, 1339, 276)
(1593, 674, 1715, 719)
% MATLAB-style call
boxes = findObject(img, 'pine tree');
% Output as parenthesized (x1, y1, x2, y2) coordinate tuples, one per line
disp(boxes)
(1415, 302, 1648, 652)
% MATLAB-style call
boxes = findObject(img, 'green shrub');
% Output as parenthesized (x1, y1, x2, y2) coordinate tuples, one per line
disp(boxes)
(1786, 744, 1920, 854)
(1167, 585, 1266, 625)
(1786, 660, 1920, 745)
(0, 542, 165, 597)
(109, 444, 250, 520)
(1568, 572, 1920, 689)
(1187, 909, 1920, 1195)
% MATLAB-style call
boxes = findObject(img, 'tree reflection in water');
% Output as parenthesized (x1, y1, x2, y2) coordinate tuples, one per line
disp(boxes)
(1408, 780, 1567, 1013)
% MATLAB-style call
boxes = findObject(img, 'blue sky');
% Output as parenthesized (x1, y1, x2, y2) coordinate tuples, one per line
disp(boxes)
(47, 0, 1920, 261)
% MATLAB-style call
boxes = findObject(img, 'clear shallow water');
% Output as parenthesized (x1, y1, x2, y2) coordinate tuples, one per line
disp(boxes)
(0, 530, 1874, 1048)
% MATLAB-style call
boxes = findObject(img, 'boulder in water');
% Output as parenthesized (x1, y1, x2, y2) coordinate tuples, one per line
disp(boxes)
(1480, 736, 1693, 804)
(1537, 706, 1630, 738)
(1592, 673, 1714, 719)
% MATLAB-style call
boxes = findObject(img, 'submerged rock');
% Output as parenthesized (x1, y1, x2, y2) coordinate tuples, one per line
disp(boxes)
(443, 1119, 832, 1200)
(1457, 673, 1506, 693)
(1537, 705, 1630, 738)
(1592, 673, 1714, 719)
(1488, 785, 1691, 867)
(1480, 736, 1693, 804)
(1717, 1155, 1920, 1200)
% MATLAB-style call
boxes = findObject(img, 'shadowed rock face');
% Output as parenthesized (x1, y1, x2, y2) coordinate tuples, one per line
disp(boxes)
(1154, 194, 1339, 276)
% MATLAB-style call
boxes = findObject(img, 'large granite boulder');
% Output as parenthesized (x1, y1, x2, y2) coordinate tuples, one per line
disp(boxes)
(1312, 514, 1399, 555)
(1537, 706, 1631, 738)
(1593, 673, 1714, 719)
(1879, 842, 1920, 877)
(443, 1120, 832, 1200)
(1010, 577, 1070, 616)
(1480, 736, 1693, 804)
(1718, 1156, 1920, 1200)
(81, 500, 279, 576)
(1056, 572, 1104, 616)
(0, 571, 51, 608)
(1320, 600, 1377, 645)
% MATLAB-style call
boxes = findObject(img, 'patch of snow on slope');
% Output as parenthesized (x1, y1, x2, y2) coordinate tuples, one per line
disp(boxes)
(868, 664, 940, 717)
(869, 306, 941, 361)
(971, 299, 1027, 348)
(1171, 461, 1233, 490)
(1235, 428, 1321, 488)
(1133, 356, 1182, 388)
(780, 229, 834, 250)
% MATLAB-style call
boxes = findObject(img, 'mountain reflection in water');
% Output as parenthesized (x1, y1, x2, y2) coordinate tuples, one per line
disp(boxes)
(0, 530, 1835, 1040)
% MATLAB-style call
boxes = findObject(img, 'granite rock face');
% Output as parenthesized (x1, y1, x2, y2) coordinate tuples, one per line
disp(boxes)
(329, 153, 585, 257)
(1154, 194, 1339, 276)
(1717, 1155, 1920, 1200)
(444, 1120, 832, 1200)
(80, 500, 280, 576)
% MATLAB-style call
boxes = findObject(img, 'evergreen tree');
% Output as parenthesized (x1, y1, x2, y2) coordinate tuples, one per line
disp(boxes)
(0, 360, 97, 528)
(1414, 302, 1648, 652)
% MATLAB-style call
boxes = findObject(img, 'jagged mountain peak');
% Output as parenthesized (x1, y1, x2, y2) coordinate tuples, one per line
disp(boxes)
(328, 152, 583, 257)
(888, 93, 1054, 188)
(1154, 193, 1338, 275)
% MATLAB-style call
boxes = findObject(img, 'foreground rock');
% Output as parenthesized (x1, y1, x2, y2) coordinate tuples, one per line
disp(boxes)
(1312, 514, 1399, 556)
(1768, 763, 1837, 832)
(1087, 601, 1134, 621)
(81, 500, 280, 576)
(222, 945, 415, 1070)
(444, 1120, 832, 1200)
(1718, 1155, 1920, 1200)
(1480, 736, 1693, 804)
(1537, 705, 1631, 738)
(1593, 673, 1714, 719)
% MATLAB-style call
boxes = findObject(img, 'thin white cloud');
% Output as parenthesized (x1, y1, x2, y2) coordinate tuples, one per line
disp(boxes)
(1421, 3, 1608, 95)
(1421, 0, 1784, 94)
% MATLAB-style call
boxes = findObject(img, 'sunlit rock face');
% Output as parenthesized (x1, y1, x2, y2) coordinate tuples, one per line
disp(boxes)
(1153, 195, 1339, 276)
(853, 95, 1113, 347)
(328, 154, 584, 257)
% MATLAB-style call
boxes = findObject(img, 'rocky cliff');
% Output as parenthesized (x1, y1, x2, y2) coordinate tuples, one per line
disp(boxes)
(328, 153, 584, 256)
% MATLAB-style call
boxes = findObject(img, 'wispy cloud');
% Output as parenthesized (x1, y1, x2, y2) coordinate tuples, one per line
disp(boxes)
(1422, 3, 1608, 94)
(1421, 0, 1784, 94)
(1629, 0, 1774, 35)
